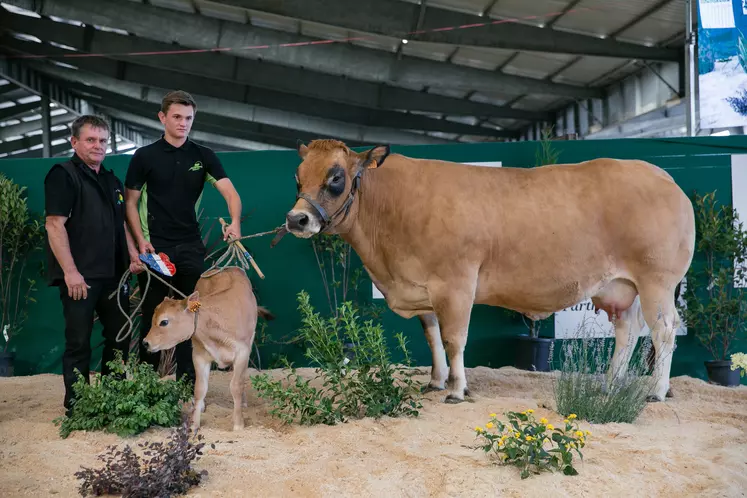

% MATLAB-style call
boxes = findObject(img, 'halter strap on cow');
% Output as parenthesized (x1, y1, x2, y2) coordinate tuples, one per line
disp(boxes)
(296, 148, 387, 233)
(297, 167, 364, 233)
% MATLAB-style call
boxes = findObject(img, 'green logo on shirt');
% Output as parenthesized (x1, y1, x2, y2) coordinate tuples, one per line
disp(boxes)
(189, 161, 203, 172)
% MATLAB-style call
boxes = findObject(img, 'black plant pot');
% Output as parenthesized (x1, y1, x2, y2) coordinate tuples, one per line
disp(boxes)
(515, 335, 553, 372)
(704, 360, 741, 387)
(0, 351, 15, 377)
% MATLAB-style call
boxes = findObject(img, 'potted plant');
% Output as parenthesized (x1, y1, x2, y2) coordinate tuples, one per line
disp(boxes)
(0, 173, 45, 376)
(511, 311, 555, 372)
(511, 128, 560, 372)
(679, 191, 747, 387)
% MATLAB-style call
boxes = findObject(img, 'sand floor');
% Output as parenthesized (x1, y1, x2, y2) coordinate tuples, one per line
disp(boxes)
(0, 366, 746, 497)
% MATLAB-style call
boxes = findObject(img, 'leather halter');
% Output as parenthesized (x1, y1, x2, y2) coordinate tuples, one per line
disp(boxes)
(297, 165, 365, 233)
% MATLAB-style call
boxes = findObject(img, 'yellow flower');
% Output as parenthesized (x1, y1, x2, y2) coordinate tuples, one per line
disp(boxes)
(575, 431, 584, 438)
(486, 422, 494, 429)
(475, 426, 483, 432)
(525, 435, 533, 442)
(514, 432, 521, 438)
(568, 414, 577, 419)
(563, 419, 570, 424)
(585, 430, 592, 436)
(539, 417, 548, 424)
(546, 424, 554, 431)
(526, 409, 534, 414)
(489, 413, 497, 418)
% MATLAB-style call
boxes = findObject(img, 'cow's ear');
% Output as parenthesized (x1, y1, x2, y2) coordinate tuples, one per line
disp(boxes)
(297, 140, 309, 159)
(361, 145, 390, 169)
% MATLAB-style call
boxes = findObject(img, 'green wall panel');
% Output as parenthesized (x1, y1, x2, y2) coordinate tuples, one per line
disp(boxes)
(1, 136, 746, 387)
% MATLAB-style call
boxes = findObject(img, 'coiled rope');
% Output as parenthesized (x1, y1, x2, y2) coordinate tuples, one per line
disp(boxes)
(110, 222, 282, 346)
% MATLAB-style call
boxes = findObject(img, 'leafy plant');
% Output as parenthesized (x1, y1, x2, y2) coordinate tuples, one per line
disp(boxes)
(74, 416, 208, 497)
(249, 290, 423, 425)
(0, 173, 45, 352)
(731, 352, 747, 377)
(679, 191, 747, 361)
(552, 316, 656, 424)
(54, 351, 193, 438)
(471, 409, 590, 480)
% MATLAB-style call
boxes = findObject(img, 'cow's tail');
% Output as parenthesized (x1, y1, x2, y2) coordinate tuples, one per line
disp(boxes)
(257, 306, 276, 321)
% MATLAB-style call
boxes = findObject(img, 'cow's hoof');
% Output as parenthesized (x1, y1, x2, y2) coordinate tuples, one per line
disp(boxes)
(422, 384, 445, 394)
(645, 394, 663, 403)
(666, 388, 673, 398)
(444, 394, 466, 404)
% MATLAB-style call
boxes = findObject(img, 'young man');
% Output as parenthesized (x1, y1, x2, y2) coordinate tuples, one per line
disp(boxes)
(124, 90, 242, 385)
(44, 115, 144, 416)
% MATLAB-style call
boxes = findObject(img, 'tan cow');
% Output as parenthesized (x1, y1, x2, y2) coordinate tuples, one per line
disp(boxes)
(142, 266, 274, 431)
(280, 139, 695, 404)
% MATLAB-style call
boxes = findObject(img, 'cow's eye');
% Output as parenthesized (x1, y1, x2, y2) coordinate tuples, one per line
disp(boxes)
(327, 169, 345, 196)
(160, 319, 169, 326)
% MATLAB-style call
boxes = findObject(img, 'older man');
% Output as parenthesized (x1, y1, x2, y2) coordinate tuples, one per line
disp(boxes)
(44, 115, 143, 416)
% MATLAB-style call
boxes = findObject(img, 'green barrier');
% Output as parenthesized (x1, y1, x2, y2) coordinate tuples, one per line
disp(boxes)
(1, 136, 746, 385)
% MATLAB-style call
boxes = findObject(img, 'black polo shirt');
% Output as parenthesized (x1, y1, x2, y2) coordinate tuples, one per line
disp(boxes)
(124, 137, 228, 247)
(44, 153, 128, 285)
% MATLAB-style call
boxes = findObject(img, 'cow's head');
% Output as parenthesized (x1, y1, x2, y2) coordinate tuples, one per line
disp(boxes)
(285, 139, 389, 237)
(142, 292, 200, 353)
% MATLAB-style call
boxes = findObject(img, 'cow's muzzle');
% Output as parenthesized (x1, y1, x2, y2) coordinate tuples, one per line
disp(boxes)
(286, 207, 321, 237)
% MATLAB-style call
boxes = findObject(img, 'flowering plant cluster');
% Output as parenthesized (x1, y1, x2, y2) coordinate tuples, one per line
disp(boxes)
(731, 352, 747, 377)
(472, 409, 590, 479)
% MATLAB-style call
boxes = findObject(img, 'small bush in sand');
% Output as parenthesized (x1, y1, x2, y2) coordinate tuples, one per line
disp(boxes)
(471, 409, 590, 479)
(250, 290, 423, 425)
(74, 416, 208, 497)
(552, 316, 657, 424)
(54, 351, 193, 438)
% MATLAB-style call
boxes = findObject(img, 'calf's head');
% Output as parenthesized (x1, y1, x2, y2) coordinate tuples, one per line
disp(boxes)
(285, 139, 389, 237)
(142, 292, 201, 353)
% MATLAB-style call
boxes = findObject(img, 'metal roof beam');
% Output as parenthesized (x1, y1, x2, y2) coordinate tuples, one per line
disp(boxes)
(0, 9, 549, 122)
(0, 58, 168, 150)
(0, 101, 40, 121)
(0, 22, 515, 137)
(63, 78, 359, 149)
(2, 0, 601, 99)
(0, 111, 71, 140)
(0, 126, 68, 154)
(11, 57, 457, 145)
(213, 0, 681, 61)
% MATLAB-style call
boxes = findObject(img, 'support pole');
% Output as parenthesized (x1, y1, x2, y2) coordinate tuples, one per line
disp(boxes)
(685, 0, 697, 136)
(41, 89, 51, 158)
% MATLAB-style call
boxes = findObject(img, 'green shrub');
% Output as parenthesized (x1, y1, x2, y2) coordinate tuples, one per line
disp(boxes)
(552, 317, 655, 424)
(250, 290, 423, 425)
(54, 351, 193, 438)
(471, 409, 590, 480)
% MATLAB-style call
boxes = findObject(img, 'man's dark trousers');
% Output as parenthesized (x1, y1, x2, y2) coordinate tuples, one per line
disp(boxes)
(137, 239, 206, 385)
(61, 277, 130, 414)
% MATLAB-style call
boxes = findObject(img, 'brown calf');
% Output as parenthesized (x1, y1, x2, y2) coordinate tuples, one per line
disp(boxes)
(142, 267, 273, 431)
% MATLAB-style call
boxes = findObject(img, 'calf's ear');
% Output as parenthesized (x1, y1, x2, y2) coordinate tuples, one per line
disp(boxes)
(185, 291, 200, 311)
(360, 145, 390, 169)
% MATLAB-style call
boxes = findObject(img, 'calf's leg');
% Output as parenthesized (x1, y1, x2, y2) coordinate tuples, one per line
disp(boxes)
(419, 313, 448, 392)
(230, 346, 251, 431)
(191, 356, 211, 432)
